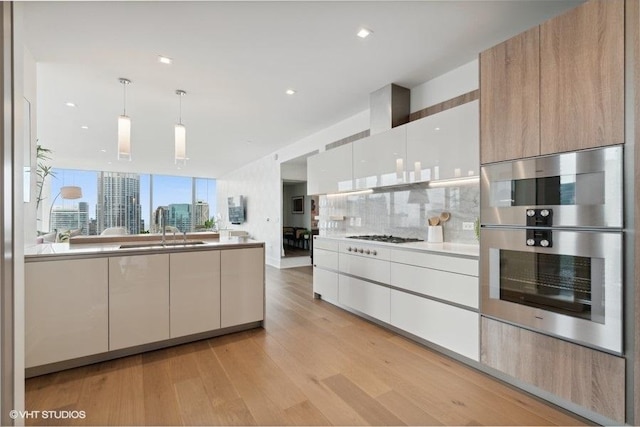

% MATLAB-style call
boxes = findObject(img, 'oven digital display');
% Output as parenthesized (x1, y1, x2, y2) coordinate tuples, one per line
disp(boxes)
(498, 250, 605, 323)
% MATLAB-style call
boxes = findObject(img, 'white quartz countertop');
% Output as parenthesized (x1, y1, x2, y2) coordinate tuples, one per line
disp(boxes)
(25, 237, 264, 260)
(315, 235, 479, 258)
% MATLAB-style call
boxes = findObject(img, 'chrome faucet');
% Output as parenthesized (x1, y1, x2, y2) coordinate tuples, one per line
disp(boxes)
(160, 209, 167, 245)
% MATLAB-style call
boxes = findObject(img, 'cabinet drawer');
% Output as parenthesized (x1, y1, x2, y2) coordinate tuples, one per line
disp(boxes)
(391, 249, 478, 276)
(339, 252, 390, 284)
(391, 263, 478, 309)
(339, 275, 390, 323)
(313, 268, 338, 303)
(314, 248, 338, 270)
(390, 290, 479, 361)
(313, 237, 339, 252)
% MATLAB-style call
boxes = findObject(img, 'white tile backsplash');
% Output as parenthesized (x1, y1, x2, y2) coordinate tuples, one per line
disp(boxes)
(319, 183, 479, 244)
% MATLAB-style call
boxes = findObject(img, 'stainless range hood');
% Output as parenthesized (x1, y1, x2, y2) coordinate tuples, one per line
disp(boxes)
(369, 83, 410, 135)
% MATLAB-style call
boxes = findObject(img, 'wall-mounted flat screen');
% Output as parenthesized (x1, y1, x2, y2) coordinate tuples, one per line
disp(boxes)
(228, 195, 245, 224)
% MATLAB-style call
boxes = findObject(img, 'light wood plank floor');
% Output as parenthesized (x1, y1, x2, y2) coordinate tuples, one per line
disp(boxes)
(25, 266, 590, 426)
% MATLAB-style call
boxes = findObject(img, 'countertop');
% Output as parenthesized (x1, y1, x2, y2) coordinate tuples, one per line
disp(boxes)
(25, 237, 264, 261)
(315, 235, 479, 258)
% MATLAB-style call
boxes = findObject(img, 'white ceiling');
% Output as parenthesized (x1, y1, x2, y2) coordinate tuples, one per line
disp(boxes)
(21, 1, 581, 179)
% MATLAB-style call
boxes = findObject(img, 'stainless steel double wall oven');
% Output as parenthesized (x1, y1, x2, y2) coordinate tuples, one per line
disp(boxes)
(480, 146, 623, 354)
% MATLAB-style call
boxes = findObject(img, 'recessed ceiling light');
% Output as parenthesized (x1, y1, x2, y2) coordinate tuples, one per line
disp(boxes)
(434, 127, 440, 131)
(357, 28, 372, 38)
(286, 89, 296, 95)
(100, 149, 107, 153)
(158, 55, 173, 65)
(81, 125, 89, 130)
(65, 102, 76, 107)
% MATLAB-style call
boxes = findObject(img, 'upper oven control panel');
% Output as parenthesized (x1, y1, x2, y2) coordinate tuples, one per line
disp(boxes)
(526, 208, 553, 227)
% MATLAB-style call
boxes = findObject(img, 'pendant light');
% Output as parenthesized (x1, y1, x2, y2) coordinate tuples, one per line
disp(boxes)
(118, 78, 132, 161)
(175, 89, 187, 165)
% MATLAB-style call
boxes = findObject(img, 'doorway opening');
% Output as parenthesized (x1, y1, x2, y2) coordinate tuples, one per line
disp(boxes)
(280, 153, 318, 268)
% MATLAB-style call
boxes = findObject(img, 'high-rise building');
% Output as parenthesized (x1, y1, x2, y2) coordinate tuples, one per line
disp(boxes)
(151, 206, 168, 234)
(194, 201, 210, 229)
(51, 202, 89, 235)
(168, 203, 192, 232)
(88, 218, 98, 236)
(96, 172, 142, 235)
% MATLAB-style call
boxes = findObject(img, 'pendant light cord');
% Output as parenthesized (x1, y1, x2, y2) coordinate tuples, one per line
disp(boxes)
(123, 82, 126, 116)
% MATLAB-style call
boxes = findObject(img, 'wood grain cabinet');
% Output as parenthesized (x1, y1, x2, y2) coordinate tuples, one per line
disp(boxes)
(170, 250, 221, 338)
(480, 27, 540, 164)
(109, 254, 170, 350)
(480, 0, 624, 164)
(221, 247, 265, 328)
(25, 258, 109, 368)
(353, 126, 407, 189)
(481, 317, 625, 423)
(407, 100, 480, 181)
(539, 0, 624, 154)
(307, 143, 354, 195)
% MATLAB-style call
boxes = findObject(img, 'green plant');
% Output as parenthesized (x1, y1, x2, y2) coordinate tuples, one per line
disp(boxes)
(473, 217, 480, 241)
(35, 144, 55, 215)
(204, 217, 216, 229)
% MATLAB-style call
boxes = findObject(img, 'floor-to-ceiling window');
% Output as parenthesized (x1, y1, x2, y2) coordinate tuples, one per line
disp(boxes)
(44, 168, 216, 235)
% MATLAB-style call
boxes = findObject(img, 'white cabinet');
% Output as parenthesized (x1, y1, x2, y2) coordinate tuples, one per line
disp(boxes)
(313, 268, 339, 303)
(338, 274, 390, 323)
(406, 100, 479, 182)
(353, 126, 407, 189)
(221, 247, 264, 328)
(170, 251, 221, 338)
(314, 248, 338, 270)
(390, 290, 479, 361)
(25, 258, 108, 368)
(313, 240, 339, 303)
(338, 252, 390, 284)
(390, 262, 478, 309)
(391, 249, 478, 277)
(109, 254, 170, 350)
(307, 143, 353, 195)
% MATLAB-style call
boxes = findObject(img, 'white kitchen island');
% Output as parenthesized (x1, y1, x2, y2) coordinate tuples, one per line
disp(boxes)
(24, 236, 265, 377)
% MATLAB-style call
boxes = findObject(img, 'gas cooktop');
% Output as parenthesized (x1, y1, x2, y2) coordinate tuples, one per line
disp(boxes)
(347, 235, 424, 244)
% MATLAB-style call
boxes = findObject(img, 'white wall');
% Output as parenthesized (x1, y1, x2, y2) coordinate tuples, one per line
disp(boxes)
(23, 47, 37, 244)
(410, 59, 479, 112)
(217, 59, 479, 268)
(216, 154, 282, 266)
(12, 3, 28, 422)
(281, 163, 307, 181)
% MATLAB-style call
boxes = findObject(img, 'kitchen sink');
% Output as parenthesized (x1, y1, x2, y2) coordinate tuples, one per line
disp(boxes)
(118, 240, 207, 249)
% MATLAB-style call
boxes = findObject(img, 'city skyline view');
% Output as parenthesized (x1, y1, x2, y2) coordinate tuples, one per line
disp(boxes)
(45, 168, 217, 234)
